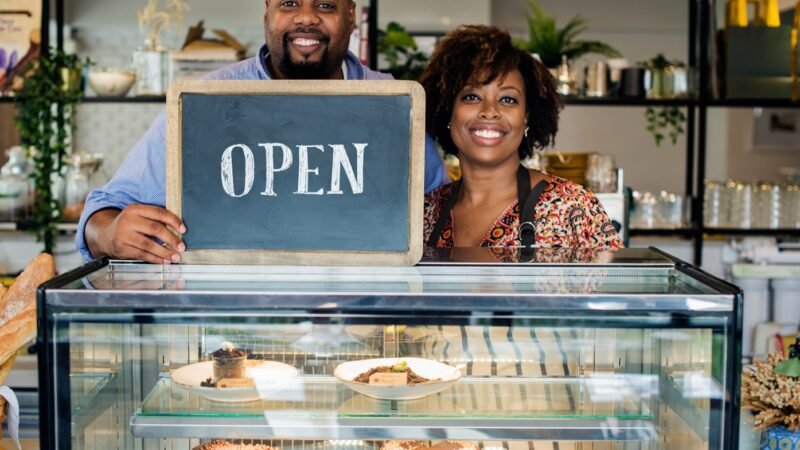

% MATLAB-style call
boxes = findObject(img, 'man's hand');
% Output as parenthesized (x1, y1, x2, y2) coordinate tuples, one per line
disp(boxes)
(85, 205, 187, 264)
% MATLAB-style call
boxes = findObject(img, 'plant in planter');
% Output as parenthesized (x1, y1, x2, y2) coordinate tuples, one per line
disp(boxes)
(514, 0, 621, 69)
(378, 22, 429, 81)
(13, 49, 90, 253)
(743, 340, 800, 447)
(642, 54, 688, 147)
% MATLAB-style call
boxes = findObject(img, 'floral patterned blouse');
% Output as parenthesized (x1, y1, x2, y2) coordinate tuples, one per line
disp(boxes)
(424, 176, 623, 249)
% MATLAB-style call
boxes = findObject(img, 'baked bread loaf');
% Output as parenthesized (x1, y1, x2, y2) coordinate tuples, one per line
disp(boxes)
(0, 253, 56, 366)
(381, 441, 479, 450)
(193, 440, 278, 450)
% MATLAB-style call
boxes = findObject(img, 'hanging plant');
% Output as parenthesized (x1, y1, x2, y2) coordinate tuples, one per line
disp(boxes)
(13, 48, 91, 254)
(645, 106, 686, 146)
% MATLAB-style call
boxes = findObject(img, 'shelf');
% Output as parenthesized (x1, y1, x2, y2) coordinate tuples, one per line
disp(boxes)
(83, 96, 166, 103)
(0, 221, 78, 232)
(703, 228, 800, 237)
(132, 375, 656, 441)
(563, 97, 694, 107)
(630, 228, 696, 238)
(707, 98, 800, 108)
(70, 372, 116, 435)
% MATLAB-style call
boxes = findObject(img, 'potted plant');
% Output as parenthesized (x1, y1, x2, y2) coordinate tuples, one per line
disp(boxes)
(13, 48, 90, 253)
(378, 22, 429, 81)
(742, 340, 800, 448)
(642, 54, 689, 147)
(514, 0, 621, 69)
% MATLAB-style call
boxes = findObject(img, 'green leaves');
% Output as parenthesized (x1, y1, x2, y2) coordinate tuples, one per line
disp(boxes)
(774, 358, 800, 377)
(12, 48, 90, 253)
(645, 106, 686, 147)
(518, 0, 621, 68)
(378, 22, 429, 81)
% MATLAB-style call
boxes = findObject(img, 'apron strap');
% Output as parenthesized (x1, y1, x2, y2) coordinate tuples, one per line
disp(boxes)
(428, 166, 549, 249)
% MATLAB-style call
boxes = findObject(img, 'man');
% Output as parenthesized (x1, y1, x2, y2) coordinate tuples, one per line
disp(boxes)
(77, 0, 449, 264)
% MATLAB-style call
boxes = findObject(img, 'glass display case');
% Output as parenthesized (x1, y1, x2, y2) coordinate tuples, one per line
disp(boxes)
(37, 248, 742, 450)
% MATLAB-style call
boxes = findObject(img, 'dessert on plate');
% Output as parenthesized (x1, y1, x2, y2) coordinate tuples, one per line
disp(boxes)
(193, 440, 278, 450)
(353, 360, 438, 385)
(212, 341, 248, 380)
(380, 441, 479, 450)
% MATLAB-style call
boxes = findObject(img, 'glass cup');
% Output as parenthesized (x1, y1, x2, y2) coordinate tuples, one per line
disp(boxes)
(727, 181, 753, 229)
(781, 184, 800, 229)
(704, 180, 723, 227)
(585, 154, 616, 193)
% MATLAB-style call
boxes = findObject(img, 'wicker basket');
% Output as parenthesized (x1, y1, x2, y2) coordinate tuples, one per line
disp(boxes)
(0, 354, 17, 439)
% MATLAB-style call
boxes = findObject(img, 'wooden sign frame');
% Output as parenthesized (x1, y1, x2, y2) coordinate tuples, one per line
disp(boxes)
(166, 79, 425, 266)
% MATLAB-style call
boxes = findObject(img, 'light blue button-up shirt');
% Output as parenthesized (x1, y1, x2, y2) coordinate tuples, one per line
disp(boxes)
(76, 46, 449, 260)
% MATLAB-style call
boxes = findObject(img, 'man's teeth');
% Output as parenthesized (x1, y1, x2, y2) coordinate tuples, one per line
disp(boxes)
(473, 129, 503, 138)
(293, 38, 320, 47)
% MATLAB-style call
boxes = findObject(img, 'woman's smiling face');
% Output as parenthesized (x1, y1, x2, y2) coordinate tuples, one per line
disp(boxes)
(449, 69, 527, 167)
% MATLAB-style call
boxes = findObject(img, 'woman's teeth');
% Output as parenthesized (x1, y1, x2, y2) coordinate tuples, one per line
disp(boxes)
(472, 129, 503, 139)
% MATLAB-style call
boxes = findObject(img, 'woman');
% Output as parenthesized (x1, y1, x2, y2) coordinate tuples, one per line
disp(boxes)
(419, 25, 622, 250)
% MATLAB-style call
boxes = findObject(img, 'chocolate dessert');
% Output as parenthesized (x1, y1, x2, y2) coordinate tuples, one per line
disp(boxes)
(193, 440, 277, 450)
(211, 342, 247, 380)
(353, 360, 437, 385)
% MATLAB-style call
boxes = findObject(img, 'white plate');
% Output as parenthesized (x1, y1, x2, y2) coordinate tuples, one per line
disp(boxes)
(334, 357, 461, 401)
(171, 360, 297, 403)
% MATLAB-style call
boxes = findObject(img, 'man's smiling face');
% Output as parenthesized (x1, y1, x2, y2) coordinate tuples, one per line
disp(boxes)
(264, 0, 356, 79)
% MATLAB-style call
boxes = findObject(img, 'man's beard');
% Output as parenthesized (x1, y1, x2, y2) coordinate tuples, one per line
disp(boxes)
(278, 35, 333, 79)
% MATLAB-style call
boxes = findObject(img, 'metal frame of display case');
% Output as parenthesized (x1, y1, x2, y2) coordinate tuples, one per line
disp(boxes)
(37, 248, 743, 450)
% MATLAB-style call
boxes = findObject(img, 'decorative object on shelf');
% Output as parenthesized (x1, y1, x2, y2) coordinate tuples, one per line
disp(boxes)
(171, 21, 248, 81)
(60, 152, 103, 222)
(743, 341, 800, 445)
(378, 22, 430, 81)
(583, 61, 609, 97)
(0, 146, 33, 222)
(0, 1, 42, 96)
(513, 0, 621, 69)
(134, 0, 190, 95)
(631, 190, 687, 230)
(555, 55, 576, 95)
(13, 49, 90, 253)
(722, 0, 793, 100)
(87, 68, 136, 97)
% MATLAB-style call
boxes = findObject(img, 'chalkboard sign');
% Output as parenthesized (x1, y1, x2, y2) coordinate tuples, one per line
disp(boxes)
(166, 80, 425, 266)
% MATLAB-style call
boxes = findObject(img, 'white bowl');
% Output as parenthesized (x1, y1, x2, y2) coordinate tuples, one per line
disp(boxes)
(334, 357, 461, 400)
(87, 70, 135, 97)
(171, 360, 298, 403)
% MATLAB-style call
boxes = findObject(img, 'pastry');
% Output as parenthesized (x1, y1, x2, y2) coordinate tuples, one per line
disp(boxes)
(354, 360, 436, 385)
(211, 342, 247, 380)
(381, 441, 479, 450)
(192, 440, 277, 450)
(0, 253, 56, 366)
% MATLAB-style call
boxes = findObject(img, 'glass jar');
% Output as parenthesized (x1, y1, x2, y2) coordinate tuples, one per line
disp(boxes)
(61, 153, 104, 222)
(703, 180, 723, 227)
(0, 146, 33, 221)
